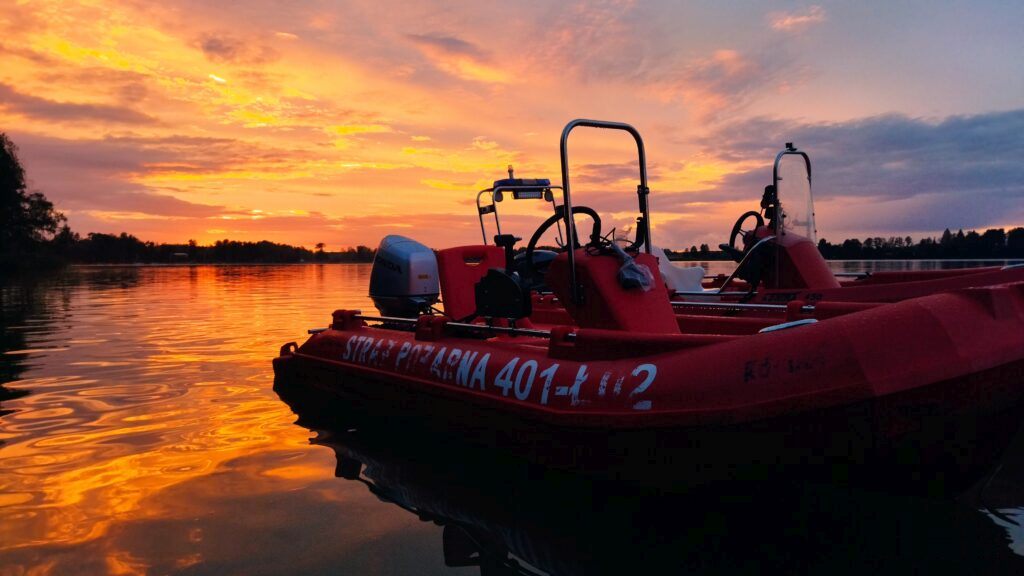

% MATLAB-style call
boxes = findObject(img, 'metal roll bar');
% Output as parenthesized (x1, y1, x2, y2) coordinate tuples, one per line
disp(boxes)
(559, 119, 651, 304)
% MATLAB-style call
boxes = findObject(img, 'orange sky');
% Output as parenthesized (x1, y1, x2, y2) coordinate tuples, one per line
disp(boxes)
(2, 1, 1022, 250)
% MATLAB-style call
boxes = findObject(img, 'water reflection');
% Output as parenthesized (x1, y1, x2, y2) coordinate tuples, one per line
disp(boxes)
(1, 263, 1023, 575)
(1, 265, 447, 574)
(276, 379, 1024, 575)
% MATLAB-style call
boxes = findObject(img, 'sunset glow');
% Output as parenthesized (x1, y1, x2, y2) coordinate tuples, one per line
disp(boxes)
(2, 1, 1022, 249)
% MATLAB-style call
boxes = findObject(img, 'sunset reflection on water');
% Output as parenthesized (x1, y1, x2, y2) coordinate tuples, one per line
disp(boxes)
(2, 262, 1024, 575)
(0, 265, 450, 574)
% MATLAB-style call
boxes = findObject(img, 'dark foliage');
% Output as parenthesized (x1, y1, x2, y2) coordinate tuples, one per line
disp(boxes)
(56, 233, 376, 264)
(669, 227, 1024, 261)
(0, 133, 66, 268)
(816, 228, 1024, 260)
(63, 233, 316, 264)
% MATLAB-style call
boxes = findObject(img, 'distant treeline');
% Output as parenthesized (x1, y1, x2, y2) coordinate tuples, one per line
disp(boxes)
(60, 233, 312, 263)
(668, 227, 1024, 261)
(56, 232, 377, 264)
(817, 228, 1024, 260)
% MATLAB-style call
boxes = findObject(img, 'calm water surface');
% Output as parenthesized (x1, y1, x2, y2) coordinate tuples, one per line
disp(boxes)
(2, 262, 1024, 575)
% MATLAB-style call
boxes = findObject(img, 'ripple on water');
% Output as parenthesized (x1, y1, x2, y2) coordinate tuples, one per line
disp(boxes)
(2, 263, 1021, 573)
(1, 266, 371, 559)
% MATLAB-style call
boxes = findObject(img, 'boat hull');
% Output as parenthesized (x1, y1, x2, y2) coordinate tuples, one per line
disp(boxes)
(276, 356, 1024, 495)
(274, 282, 1024, 494)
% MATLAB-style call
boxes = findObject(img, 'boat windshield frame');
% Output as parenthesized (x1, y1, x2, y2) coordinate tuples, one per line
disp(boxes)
(771, 144, 815, 241)
(559, 119, 652, 304)
(476, 184, 565, 246)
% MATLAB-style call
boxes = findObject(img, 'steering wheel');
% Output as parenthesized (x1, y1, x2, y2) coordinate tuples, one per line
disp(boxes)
(719, 211, 764, 262)
(524, 206, 602, 280)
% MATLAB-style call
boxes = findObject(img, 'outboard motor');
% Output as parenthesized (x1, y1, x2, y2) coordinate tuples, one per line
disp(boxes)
(369, 235, 439, 317)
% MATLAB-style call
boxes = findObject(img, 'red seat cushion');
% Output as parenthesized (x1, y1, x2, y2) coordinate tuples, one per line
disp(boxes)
(436, 245, 506, 320)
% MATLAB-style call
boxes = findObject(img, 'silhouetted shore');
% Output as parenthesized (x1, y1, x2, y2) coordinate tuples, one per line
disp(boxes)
(668, 227, 1024, 261)
(9, 227, 1024, 267)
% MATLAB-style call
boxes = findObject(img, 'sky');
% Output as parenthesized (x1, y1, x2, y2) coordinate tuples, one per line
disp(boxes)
(1, 0, 1023, 250)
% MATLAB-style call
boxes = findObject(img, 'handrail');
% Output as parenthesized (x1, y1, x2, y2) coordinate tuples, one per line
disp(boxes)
(348, 313, 570, 340)
(674, 290, 753, 297)
(559, 119, 650, 304)
(476, 185, 565, 245)
(671, 301, 815, 313)
(476, 189, 498, 242)
(708, 235, 775, 295)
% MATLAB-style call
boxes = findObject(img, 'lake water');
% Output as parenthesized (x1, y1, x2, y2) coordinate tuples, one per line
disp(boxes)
(2, 262, 1024, 575)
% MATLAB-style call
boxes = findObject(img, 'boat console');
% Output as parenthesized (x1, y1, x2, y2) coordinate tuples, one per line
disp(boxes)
(476, 168, 564, 290)
(719, 143, 839, 292)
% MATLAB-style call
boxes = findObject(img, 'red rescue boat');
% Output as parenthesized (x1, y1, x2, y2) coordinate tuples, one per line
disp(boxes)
(275, 120, 1024, 493)
(665, 142, 1024, 306)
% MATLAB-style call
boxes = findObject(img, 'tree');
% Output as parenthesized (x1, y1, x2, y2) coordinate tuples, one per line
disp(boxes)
(980, 229, 1006, 256)
(314, 242, 327, 262)
(940, 228, 953, 247)
(1, 133, 66, 265)
(1008, 228, 1024, 257)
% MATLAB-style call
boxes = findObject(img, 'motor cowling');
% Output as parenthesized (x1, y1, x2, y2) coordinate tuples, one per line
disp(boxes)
(369, 235, 440, 317)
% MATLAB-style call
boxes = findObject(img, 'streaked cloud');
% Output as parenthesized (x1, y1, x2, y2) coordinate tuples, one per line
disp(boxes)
(648, 47, 802, 121)
(0, 83, 157, 125)
(196, 33, 279, 64)
(769, 5, 827, 33)
(406, 33, 510, 84)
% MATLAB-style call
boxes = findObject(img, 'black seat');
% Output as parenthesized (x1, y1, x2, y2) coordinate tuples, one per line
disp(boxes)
(474, 268, 532, 320)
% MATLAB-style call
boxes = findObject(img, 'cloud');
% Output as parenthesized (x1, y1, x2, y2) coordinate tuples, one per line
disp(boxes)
(74, 191, 226, 218)
(573, 162, 646, 187)
(5, 132, 331, 224)
(12, 132, 312, 177)
(406, 33, 510, 83)
(196, 33, 279, 64)
(524, 0, 807, 123)
(654, 108, 1024, 241)
(406, 34, 484, 59)
(0, 41, 59, 65)
(324, 123, 393, 148)
(647, 47, 806, 122)
(769, 5, 827, 33)
(531, 0, 646, 81)
(33, 67, 151, 104)
(0, 83, 157, 125)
